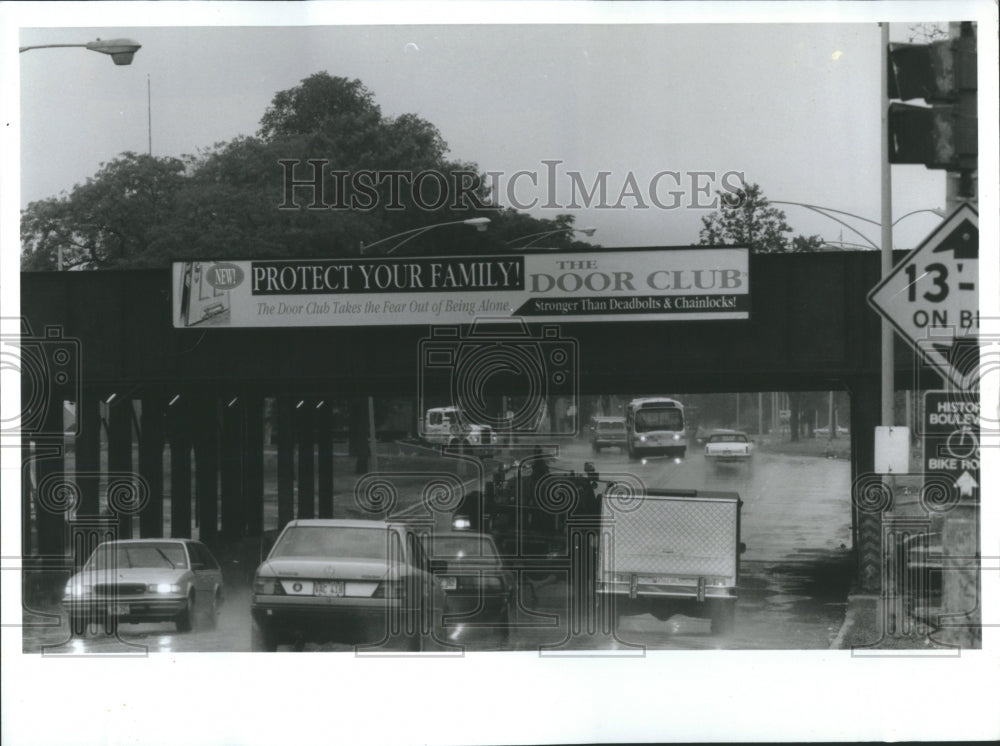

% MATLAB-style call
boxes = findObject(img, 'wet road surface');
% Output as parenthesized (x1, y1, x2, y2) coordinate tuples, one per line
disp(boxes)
(21, 445, 854, 653)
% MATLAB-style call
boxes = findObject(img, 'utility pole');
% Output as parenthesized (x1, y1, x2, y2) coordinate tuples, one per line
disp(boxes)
(147, 75, 152, 156)
(880, 21, 894, 430)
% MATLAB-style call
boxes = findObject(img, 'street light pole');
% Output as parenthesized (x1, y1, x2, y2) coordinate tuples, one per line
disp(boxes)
(20, 38, 142, 65)
(22, 37, 142, 271)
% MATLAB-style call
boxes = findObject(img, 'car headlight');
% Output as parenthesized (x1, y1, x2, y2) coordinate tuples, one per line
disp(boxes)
(64, 580, 90, 597)
(673, 433, 681, 440)
(148, 583, 183, 594)
(639, 435, 646, 442)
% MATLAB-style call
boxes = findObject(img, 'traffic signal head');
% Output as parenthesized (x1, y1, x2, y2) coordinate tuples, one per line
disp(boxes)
(888, 103, 977, 170)
(888, 39, 976, 103)
(887, 29, 977, 171)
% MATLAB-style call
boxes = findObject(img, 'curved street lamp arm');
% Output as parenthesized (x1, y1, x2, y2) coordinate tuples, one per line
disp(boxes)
(379, 226, 436, 256)
(20, 43, 88, 52)
(805, 206, 879, 250)
(892, 208, 945, 227)
(361, 217, 490, 256)
(771, 200, 881, 227)
(519, 232, 567, 249)
(508, 227, 596, 249)
(774, 200, 943, 250)
(361, 224, 435, 254)
(773, 201, 878, 250)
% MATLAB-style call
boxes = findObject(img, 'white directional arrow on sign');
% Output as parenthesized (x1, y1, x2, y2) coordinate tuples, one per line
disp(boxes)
(955, 470, 978, 497)
(868, 204, 979, 389)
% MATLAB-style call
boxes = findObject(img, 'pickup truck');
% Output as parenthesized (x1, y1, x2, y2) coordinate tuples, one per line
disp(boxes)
(598, 487, 742, 634)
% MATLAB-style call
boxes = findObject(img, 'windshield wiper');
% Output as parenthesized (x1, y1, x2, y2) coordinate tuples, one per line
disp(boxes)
(153, 547, 177, 569)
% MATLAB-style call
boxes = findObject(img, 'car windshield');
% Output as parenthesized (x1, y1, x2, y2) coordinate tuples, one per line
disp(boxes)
(429, 536, 500, 564)
(710, 434, 748, 443)
(270, 526, 390, 560)
(87, 543, 188, 571)
(635, 408, 683, 431)
(598, 421, 625, 431)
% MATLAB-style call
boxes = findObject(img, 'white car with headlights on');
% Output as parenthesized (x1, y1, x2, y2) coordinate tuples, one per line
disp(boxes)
(250, 519, 446, 652)
(63, 539, 223, 634)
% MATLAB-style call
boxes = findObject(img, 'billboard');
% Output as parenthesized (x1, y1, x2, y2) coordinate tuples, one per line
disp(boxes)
(172, 248, 749, 328)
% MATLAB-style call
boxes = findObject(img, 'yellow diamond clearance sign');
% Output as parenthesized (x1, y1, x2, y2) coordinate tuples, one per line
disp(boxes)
(868, 204, 979, 390)
(172, 248, 749, 328)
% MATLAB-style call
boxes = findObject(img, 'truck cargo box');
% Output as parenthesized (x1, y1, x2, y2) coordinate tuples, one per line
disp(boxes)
(598, 488, 741, 634)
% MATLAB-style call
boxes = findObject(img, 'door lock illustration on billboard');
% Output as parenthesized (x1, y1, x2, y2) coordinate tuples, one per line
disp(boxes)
(177, 261, 239, 327)
(418, 319, 579, 438)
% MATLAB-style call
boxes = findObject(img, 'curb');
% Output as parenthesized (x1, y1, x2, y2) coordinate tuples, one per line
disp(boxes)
(829, 592, 877, 649)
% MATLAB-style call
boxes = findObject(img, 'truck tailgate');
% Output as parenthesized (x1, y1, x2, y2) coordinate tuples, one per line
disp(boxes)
(600, 493, 739, 583)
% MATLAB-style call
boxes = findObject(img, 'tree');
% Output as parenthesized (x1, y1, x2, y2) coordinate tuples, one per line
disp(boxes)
(698, 180, 828, 255)
(907, 23, 949, 43)
(792, 234, 825, 252)
(21, 153, 187, 270)
(258, 74, 381, 142)
(698, 182, 794, 253)
(23, 72, 592, 269)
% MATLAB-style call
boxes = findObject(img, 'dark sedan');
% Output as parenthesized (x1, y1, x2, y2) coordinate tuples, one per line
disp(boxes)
(426, 532, 513, 647)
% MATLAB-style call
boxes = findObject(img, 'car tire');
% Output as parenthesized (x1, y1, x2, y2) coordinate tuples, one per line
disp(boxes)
(407, 630, 423, 652)
(251, 621, 278, 652)
(403, 609, 424, 652)
(627, 444, 638, 461)
(68, 614, 89, 637)
(648, 599, 673, 621)
(499, 608, 512, 645)
(709, 600, 736, 635)
(202, 589, 220, 630)
(175, 593, 195, 633)
(613, 598, 629, 631)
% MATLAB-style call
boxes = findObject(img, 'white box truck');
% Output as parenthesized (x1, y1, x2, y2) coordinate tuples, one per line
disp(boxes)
(597, 488, 741, 634)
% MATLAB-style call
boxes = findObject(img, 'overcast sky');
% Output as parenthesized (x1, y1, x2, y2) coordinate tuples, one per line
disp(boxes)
(13, 9, 982, 250)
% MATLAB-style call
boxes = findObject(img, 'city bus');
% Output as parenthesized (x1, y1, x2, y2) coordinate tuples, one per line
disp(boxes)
(624, 397, 687, 460)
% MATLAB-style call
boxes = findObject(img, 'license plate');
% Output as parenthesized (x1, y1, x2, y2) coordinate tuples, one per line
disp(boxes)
(639, 576, 691, 586)
(314, 581, 344, 597)
(112, 604, 129, 615)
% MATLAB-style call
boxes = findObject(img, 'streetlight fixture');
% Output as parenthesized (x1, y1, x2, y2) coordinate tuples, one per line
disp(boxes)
(360, 217, 490, 256)
(506, 226, 597, 249)
(20, 38, 142, 65)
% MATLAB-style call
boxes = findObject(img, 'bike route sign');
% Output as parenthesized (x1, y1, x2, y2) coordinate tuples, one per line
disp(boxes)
(868, 204, 979, 390)
(923, 390, 979, 499)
